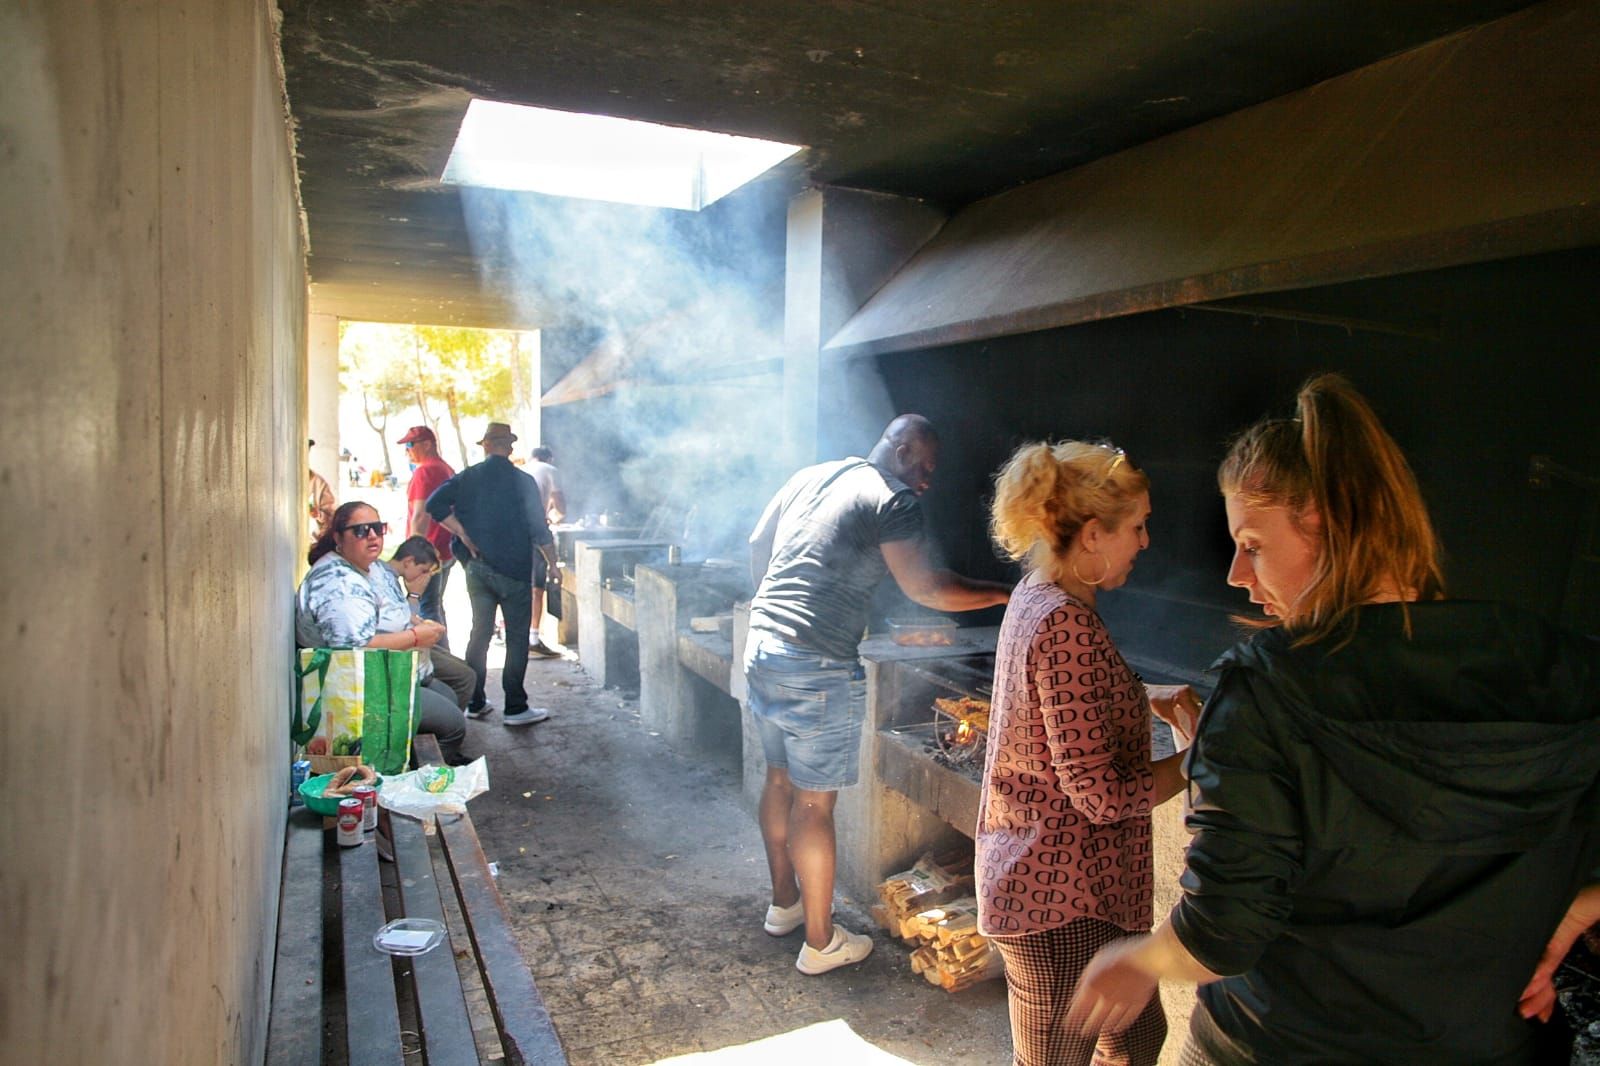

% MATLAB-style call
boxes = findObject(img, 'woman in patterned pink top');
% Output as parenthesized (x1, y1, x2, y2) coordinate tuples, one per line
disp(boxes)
(977, 441, 1201, 1066)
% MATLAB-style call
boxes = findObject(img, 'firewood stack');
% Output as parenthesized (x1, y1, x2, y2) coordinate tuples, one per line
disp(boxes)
(875, 851, 1005, 992)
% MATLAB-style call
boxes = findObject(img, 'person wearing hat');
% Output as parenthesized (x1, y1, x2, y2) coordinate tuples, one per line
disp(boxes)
(424, 422, 561, 727)
(397, 425, 456, 644)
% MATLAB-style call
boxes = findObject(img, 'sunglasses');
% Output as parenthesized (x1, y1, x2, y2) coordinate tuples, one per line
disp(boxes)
(339, 521, 388, 539)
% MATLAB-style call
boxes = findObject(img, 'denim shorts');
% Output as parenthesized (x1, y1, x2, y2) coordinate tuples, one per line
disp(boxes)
(744, 632, 867, 792)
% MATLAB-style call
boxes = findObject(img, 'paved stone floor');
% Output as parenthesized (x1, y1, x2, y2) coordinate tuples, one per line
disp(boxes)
(456, 651, 1016, 1065)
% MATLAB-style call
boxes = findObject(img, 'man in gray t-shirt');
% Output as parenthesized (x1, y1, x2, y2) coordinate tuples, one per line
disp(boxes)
(747, 457, 924, 659)
(744, 414, 1011, 975)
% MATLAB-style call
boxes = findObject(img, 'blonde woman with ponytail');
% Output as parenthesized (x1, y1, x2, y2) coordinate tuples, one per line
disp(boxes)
(1070, 375, 1600, 1066)
(977, 441, 1202, 1066)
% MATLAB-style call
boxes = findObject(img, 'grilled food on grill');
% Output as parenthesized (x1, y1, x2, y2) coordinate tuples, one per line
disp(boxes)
(895, 629, 955, 646)
(933, 696, 991, 733)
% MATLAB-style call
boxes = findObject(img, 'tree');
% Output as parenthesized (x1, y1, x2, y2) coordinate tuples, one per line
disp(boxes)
(339, 322, 415, 476)
(415, 325, 516, 464)
(338, 321, 529, 476)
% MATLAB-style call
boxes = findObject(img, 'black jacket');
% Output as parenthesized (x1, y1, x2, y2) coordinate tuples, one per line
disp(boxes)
(424, 454, 553, 584)
(1172, 602, 1600, 1065)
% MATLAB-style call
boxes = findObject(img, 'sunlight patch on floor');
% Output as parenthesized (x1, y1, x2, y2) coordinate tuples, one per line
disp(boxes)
(651, 1019, 922, 1065)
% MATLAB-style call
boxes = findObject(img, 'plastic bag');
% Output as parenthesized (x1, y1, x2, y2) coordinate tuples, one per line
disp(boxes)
(377, 757, 489, 824)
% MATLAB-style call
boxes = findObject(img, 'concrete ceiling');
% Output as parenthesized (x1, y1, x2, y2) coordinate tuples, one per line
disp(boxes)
(279, 0, 1537, 330)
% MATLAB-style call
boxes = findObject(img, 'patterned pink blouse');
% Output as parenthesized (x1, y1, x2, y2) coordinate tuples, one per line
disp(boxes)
(976, 579, 1157, 937)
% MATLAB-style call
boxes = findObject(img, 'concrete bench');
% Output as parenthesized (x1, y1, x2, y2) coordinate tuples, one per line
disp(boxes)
(265, 735, 566, 1064)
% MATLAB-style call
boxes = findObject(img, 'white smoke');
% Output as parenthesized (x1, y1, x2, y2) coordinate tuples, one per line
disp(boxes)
(459, 178, 794, 559)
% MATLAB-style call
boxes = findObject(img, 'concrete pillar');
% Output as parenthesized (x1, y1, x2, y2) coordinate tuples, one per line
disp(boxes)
(514, 328, 542, 447)
(831, 646, 986, 906)
(782, 190, 825, 467)
(637, 564, 743, 759)
(308, 312, 340, 487)
(635, 565, 684, 738)
(573, 539, 667, 689)
(574, 540, 610, 684)
(781, 187, 945, 463)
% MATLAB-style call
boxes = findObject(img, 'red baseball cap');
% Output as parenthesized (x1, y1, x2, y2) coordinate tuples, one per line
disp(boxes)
(397, 426, 436, 444)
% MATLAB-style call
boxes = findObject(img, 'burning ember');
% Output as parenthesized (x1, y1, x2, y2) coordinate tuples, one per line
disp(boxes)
(933, 695, 990, 768)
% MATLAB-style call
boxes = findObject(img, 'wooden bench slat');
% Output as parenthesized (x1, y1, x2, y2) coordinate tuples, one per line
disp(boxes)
(437, 811, 568, 1066)
(389, 813, 479, 1065)
(266, 807, 324, 1066)
(340, 832, 405, 1066)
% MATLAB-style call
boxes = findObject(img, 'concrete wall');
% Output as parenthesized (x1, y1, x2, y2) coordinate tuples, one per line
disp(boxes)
(0, 2, 305, 1063)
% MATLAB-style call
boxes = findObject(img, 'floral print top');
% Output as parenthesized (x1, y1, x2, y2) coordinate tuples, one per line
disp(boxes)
(294, 552, 430, 680)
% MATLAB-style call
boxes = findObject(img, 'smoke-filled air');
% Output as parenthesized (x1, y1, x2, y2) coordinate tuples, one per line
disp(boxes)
(460, 177, 801, 561)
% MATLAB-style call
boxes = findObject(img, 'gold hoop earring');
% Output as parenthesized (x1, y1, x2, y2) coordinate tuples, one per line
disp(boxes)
(1071, 551, 1110, 586)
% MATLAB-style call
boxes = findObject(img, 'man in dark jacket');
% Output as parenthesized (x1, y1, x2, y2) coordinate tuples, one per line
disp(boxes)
(426, 422, 559, 727)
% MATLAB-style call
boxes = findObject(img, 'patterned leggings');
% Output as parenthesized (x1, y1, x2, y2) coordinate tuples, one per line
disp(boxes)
(991, 919, 1167, 1066)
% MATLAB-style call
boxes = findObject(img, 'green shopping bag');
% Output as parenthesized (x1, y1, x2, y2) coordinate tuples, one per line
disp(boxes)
(293, 648, 419, 775)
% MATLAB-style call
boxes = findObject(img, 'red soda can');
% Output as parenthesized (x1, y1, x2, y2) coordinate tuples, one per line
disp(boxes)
(336, 797, 364, 846)
(352, 784, 378, 832)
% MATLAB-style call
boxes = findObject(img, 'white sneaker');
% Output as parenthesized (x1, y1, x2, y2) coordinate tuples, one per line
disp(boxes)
(503, 707, 551, 727)
(764, 900, 805, 936)
(795, 926, 873, 975)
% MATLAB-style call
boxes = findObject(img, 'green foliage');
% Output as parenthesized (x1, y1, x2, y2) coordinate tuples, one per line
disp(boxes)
(340, 323, 418, 473)
(339, 322, 531, 470)
(414, 325, 515, 417)
(340, 323, 417, 413)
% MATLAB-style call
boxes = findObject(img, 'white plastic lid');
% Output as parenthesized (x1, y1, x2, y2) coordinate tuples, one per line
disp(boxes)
(372, 917, 446, 956)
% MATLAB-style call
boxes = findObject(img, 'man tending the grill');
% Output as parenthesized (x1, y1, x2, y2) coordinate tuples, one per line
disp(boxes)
(745, 414, 1012, 975)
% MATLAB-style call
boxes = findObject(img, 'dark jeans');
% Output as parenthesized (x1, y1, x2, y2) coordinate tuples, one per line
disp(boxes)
(417, 558, 454, 650)
(416, 677, 466, 764)
(463, 559, 532, 714)
(428, 646, 476, 709)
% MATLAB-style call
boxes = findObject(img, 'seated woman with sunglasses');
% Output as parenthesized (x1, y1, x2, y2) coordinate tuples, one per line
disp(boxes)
(295, 501, 468, 765)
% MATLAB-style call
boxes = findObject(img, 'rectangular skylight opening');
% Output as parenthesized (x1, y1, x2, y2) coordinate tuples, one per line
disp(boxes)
(442, 99, 803, 211)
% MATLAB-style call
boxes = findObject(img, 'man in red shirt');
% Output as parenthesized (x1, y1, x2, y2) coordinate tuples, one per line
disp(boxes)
(398, 426, 457, 646)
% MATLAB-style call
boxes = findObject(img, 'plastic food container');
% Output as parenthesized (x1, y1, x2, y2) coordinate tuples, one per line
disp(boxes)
(298, 771, 382, 816)
(373, 917, 446, 956)
(886, 617, 957, 646)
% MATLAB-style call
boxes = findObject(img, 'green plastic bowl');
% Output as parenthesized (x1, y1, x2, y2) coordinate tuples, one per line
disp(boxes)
(299, 771, 382, 816)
